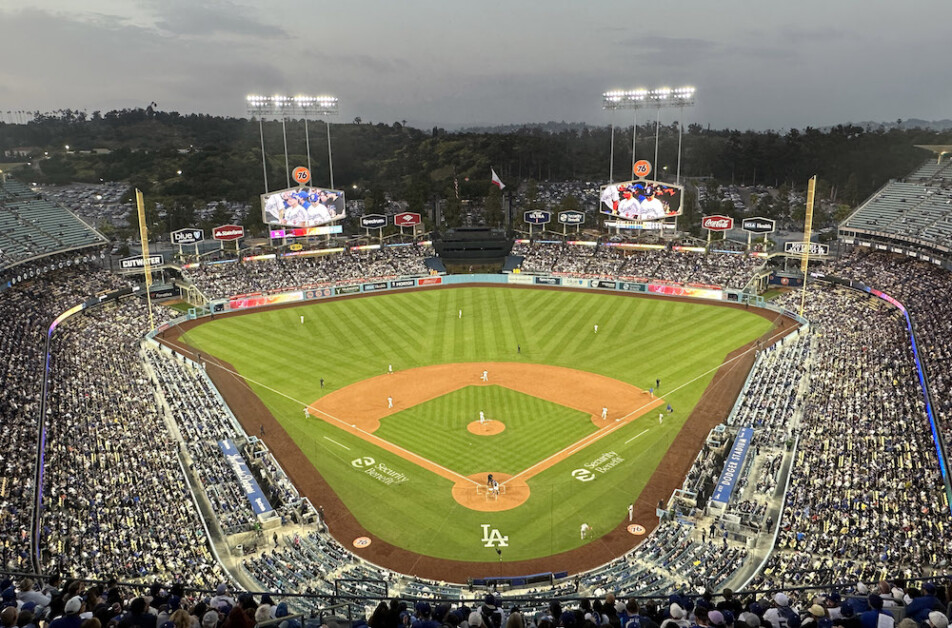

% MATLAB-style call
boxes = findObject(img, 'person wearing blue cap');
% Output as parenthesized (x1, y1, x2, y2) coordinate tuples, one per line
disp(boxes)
(904, 583, 943, 623)
(411, 602, 439, 628)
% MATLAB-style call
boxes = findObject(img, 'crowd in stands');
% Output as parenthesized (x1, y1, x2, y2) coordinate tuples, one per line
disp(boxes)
(182, 245, 433, 300)
(753, 285, 952, 590)
(511, 242, 762, 289)
(41, 296, 226, 586)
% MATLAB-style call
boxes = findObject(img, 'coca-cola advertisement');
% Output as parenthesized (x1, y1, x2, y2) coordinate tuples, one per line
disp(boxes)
(701, 215, 734, 231)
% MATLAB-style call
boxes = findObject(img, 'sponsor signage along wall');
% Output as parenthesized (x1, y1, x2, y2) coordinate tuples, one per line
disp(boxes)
(394, 212, 421, 227)
(218, 439, 274, 515)
(741, 217, 776, 234)
(710, 427, 755, 505)
(701, 215, 734, 231)
(507, 274, 535, 285)
(362, 281, 388, 292)
(418, 276, 443, 286)
(171, 228, 204, 245)
(534, 276, 561, 285)
(120, 254, 164, 269)
(390, 279, 416, 288)
(213, 225, 245, 241)
(784, 241, 830, 256)
(335, 284, 361, 295)
(592, 280, 617, 289)
(524, 210, 551, 225)
(360, 214, 388, 229)
(558, 210, 585, 225)
(618, 282, 647, 293)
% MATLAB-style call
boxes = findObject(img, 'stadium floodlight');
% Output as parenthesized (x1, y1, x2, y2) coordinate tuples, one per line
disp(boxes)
(602, 86, 696, 184)
(246, 93, 341, 192)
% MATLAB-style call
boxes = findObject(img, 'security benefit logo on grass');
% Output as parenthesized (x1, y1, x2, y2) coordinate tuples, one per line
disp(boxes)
(572, 450, 624, 482)
(351, 456, 409, 486)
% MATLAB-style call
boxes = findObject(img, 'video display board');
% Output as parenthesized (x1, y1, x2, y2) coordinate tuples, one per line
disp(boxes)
(599, 180, 682, 221)
(261, 186, 346, 228)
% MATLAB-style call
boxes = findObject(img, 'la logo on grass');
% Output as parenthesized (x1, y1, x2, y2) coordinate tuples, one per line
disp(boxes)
(480, 524, 509, 548)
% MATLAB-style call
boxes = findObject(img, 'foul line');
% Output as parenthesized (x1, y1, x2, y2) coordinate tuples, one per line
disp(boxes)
(626, 429, 650, 444)
(502, 325, 791, 488)
(160, 337, 480, 487)
(323, 437, 351, 451)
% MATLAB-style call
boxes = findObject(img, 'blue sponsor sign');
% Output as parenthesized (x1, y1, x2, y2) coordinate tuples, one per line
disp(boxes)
(362, 281, 388, 292)
(618, 282, 647, 293)
(217, 439, 273, 515)
(524, 210, 551, 225)
(710, 427, 754, 505)
(534, 276, 561, 286)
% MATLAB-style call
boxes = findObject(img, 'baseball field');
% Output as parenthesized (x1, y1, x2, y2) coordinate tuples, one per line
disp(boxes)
(174, 286, 778, 577)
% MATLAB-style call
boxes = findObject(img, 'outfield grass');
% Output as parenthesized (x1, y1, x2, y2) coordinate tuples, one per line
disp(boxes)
(182, 286, 772, 563)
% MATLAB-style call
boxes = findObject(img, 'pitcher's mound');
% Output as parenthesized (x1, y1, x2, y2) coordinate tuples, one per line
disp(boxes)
(467, 420, 506, 435)
(452, 473, 530, 512)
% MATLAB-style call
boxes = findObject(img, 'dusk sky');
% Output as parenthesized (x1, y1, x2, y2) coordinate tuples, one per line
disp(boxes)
(1, 1, 950, 131)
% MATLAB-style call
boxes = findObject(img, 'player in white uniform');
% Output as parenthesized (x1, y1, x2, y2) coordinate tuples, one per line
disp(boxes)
(638, 185, 668, 220)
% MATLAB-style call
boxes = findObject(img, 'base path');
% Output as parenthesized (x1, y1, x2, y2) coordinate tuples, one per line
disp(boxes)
(308, 362, 665, 512)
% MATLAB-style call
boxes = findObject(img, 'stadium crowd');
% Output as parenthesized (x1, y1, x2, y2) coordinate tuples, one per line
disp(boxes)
(182, 246, 433, 300)
(511, 242, 762, 289)
(753, 285, 952, 590)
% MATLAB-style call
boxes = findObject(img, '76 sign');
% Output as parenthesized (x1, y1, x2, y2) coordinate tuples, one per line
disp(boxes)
(633, 160, 652, 178)
(292, 166, 311, 185)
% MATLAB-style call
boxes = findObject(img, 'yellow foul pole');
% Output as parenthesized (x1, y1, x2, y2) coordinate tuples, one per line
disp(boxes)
(799, 175, 816, 318)
(136, 189, 155, 332)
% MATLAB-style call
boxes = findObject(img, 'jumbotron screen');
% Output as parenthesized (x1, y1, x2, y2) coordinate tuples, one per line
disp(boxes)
(261, 186, 346, 228)
(599, 180, 682, 221)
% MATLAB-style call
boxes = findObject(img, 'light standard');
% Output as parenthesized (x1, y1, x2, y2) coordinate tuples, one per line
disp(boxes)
(602, 86, 695, 184)
(246, 94, 340, 191)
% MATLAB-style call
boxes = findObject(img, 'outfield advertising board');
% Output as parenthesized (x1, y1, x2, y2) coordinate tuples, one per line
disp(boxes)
(360, 214, 387, 229)
(507, 274, 535, 285)
(418, 277, 443, 286)
(558, 211, 585, 225)
(591, 280, 617, 289)
(335, 284, 361, 295)
(524, 210, 551, 225)
(390, 279, 416, 289)
(534, 276, 561, 285)
(229, 292, 303, 310)
(362, 281, 389, 292)
(701, 215, 733, 232)
(600, 179, 682, 221)
(394, 212, 421, 227)
(741, 217, 775, 234)
(213, 225, 245, 241)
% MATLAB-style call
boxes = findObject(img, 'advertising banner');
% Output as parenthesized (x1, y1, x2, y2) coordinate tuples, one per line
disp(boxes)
(741, 217, 776, 234)
(120, 254, 164, 269)
(701, 215, 734, 232)
(534, 276, 561, 285)
(710, 427, 754, 505)
(558, 211, 585, 225)
(360, 214, 387, 229)
(362, 281, 388, 292)
(394, 212, 421, 227)
(524, 210, 551, 225)
(784, 241, 830, 255)
(507, 274, 535, 285)
(218, 439, 274, 515)
(335, 284, 361, 295)
(171, 228, 204, 245)
(213, 225, 245, 241)
(647, 283, 723, 300)
(418, 276, 443, 286)
(390, 279, 416, 288)
(591, 280, 617, 289)
(618, 282, 647, 293)
(229, 292, 303, 309)
(269, 225, 343, 238)
(304, 287, 335, 299)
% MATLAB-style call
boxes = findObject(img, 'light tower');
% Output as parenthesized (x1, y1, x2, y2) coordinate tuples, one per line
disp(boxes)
(246, 94, 340, 192)
(602, 86, 695, 184)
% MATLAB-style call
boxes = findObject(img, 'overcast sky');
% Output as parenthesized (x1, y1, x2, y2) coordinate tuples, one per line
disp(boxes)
(1, 1, 950, 131)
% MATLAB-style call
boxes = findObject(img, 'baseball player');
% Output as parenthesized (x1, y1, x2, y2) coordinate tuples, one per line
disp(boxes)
(659, 412, 664, 424)
(594, 324, 598, 334)
(601, 407, 608, 420)
(479, 411, 486, 425)
(387, 396, 393, 409)
(580, 522, 591, 539)
(388, 364, 393, 375)
(304, 407, 310, 419)
(459, 309, 462, 319)
(481, 370, 489, 382)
